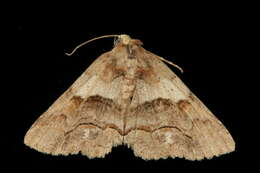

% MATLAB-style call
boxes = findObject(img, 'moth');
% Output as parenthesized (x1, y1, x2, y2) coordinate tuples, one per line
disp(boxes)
(24, 34, 235, 160)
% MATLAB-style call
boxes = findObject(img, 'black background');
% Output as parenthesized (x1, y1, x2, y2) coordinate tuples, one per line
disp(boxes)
(6, 2, 256, 173)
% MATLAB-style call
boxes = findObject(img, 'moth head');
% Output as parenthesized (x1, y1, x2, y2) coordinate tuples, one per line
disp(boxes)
(115, 34, 143, 47)
(118, 34, 132, 45)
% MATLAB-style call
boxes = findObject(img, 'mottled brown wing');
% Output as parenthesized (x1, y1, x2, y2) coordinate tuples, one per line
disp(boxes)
(124, 52, 235, 160)
(24, 51, 124, 158)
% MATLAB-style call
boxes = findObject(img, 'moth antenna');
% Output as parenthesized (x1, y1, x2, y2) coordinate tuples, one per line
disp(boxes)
(65, 35, 120, 56)
(158, 57, 184, 73)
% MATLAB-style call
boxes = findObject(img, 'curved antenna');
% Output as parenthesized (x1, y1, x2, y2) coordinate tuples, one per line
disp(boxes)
(65, 34, 120, 56)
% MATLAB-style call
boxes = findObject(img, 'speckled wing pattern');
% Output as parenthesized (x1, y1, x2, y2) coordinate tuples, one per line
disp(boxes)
(24, 35, 235, 160)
